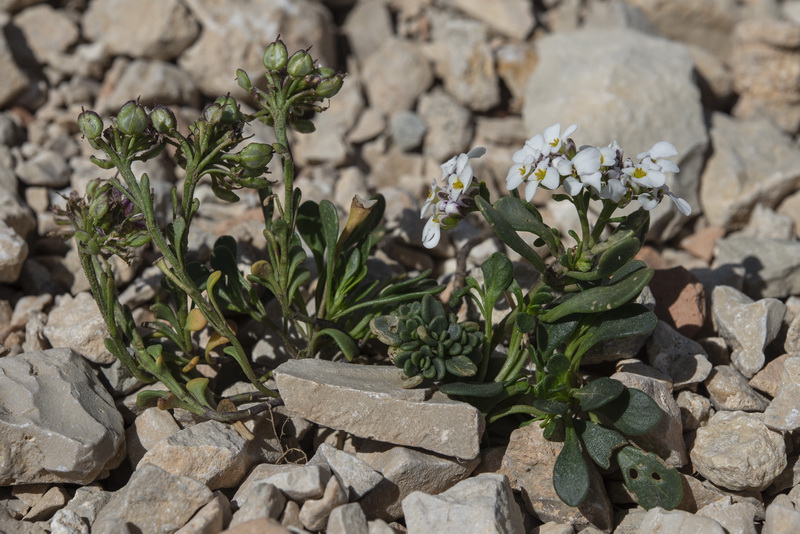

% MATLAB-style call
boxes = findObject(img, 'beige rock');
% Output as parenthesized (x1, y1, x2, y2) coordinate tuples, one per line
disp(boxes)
(175, 492, 231, 534)
(230, 483, 286, 528)
(691, 412, 786, 492)
(763, 356, 800, 431)
(342, 0, 393, 63)
(697, 497, 758, 534)
(680, 225, 726, 263)
(705, 365, 770, 412)
(126, 407, 181, 467)
(675, 390, 713, 431)
(327, 503, 369, 534)
(357, 440, 480, 522)
(749, 354, 791, 397)
(279, 500, 302, 530)
(138, 420, 255, 490)
(0, 219, 27, 283)
(274, 359, 485, 460)
(635, 506, 725, 534)
(12, 4, 78, 66)
(21, 485, 68, 521)
(763, 498, 800, 534)
(646, 321, 711, 389)
(362, 38, 433, 114)
(299, 474, 348, 531)
(43, 292, 114, 364)
(500, 424, 612, 531)
(220, 517, 292, 533)
(309, 443, 384, 500)
(0, 34, 29, 108)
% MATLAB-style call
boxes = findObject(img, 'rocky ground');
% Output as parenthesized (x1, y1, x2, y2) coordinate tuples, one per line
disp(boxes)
(1, 0, 800, 532)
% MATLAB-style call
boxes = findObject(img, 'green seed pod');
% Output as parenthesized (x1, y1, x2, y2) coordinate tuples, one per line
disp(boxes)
(203, 103, 222, 125)
(213, 96, 242, 124)
(316, 76, 344, 98)
(238, 142, 274, 170)
(125, 232, 152, 248)
(85, 178, 103, 197)
(150, 105, 177, 134)
(316, 67, 336, 79)
(286, 50, 314, 78)
(77, 110, 103, 140)
(262, 39, 288, 71)
(116, 100, 149, 135)
(236, 68, 252, 91)
(88, 194, 110, 221)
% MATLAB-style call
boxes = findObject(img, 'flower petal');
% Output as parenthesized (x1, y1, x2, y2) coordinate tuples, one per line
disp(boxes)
(422, 217, 441, 249)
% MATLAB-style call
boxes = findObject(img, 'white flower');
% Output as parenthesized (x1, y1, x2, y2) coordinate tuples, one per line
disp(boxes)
(637, 185, 692, 216)
(556, 146, 602, 194)
(637, 141, 679, 173)
(506, 146, 537, 191)
(442, 147, 486, 199)
(598, 145, 617, 168)
(421, 215, 442, 249)
(420, 179, 441, 219)
(542, 123, 577, 156)
(621, 159, 666, 189)
(599, 175, 627, 203)
(524, 159, 560, 202)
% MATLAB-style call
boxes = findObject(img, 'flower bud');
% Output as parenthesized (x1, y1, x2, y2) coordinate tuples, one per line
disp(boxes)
(262, 40, 288, 71)
(236, 69, 252, 91)
(316, 67, 336, 79)
(213, 96, 242, 124)
(316, 75, 344, 98)
(150, 105, 177, 134)
(117, 100, 149, 135)
(286, 50, 314, 78)
(78, 110, 103, 140)
(238, 142, 273, 170)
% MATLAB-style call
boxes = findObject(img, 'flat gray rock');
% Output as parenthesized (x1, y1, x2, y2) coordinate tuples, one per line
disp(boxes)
(274, 359, 485, 460)
(0, 348, 125, 485)
(714, 236, 800, 300)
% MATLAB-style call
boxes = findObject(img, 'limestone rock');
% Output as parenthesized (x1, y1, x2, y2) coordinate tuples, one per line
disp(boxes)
(233, 464, 329, 505)
(402, 473, 525, 534)
(93, 463, 213, 533)
(327, 503, 369, 534)
(646, 321, 712, 389)
(138, 420, 255, 490)
(701, 114, 800, 230)
(0, 33, 29, 108)
(714, 236, 800, 300)
(0, 348, 125, 485)
(418, 88, 474, 163)
(749, 354, 790, 398)
(356, 440, 480, 522)
(763, 497, 800, 534)
(711, 285, 785, 376)
(125, 407, 181, 467)
(342, 0, 393, 63)
(175, 492, 230, 534)
(309, 443, 384, 500)
(82, 0, 199, 61)
(649, 267, 706, 338)
(12, 4, 79, 66)
(697, 498, 758, 534)
(274, 359, 484, 460)
(737, 203, 796, 241)
(0, 219, 27, 283)
(635, 506, 726, 534)
(43, 292, 114, 365)
(500, 424, 612, 531)
(523, 28, 707, 241)
(229, 482, 286, 528)
(763, 356, 800, 431)
(179, 0, 335, 99)
(362, 38, 433, 114)
(15, 149, 69, 188)
(691, 411, 786, 492)
(704, 365, 770, 412)
(675, 390, 712, 431)
(96, 59, 199, 114)
(299, 474, 348, 532)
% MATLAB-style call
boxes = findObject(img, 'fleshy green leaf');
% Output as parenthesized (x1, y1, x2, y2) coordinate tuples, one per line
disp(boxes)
(596, 237, 641, 278)
(476, 196, 546, 273)
(595, 387, 663, 436)
(297, 200, 325, 273)
(553, 426, 591, 507)
(186, 377, 212, 408)
(531, 398, 569, 414)
(574, 303, 657, 359)
(616, 445, 683, 510)
(481, 252, 514, 306)
(317, 328, 359, 361)
(538, 266, 653, 322)
(492, 196, 559, 253)
(574, 419, 627, 469)
(420, 294, 446, 324)
(572, 377, 625, 412)
(439, 380, 505, 398)
(444, 355, 478, 377)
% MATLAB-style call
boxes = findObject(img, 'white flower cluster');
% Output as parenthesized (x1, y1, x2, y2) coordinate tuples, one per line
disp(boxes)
(420, 123, 691, 249)
(421, 147, 486, 249)
(505, 123, 691, 215)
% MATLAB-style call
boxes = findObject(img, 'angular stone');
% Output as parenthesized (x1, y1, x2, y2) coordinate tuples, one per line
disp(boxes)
(523, 28, 707, 241)
(0, 34, 29, 108)
(738, 203, 796, 241)
(0, 348, 125, 485)
(234, 464, 329, 504)
(649, 267, 706, 338)
(327, 503, 369, 534)
(43, 292, 114, 365)
(495, 43, 538, 113)
(49, 508, 90, 534)
(429, 14, 500, 112)
(691, 411, 786, 492)
(763, 498, 800, 534)
(21, 485, 68, 521)
(356, 440, 480, 522)
(125, 407, 181, 467)
(787, 314, 800, 356)
(417, 88, 474, 163)
(390, 111, 427, 152)
(96, 59, 200, 114)
(0, 219, 27, 283)
(230, 483, 286, 528)
(12, 4, 79, 66)
(82, 0, 200, 61)
(714, 236, 800, 299)
(681, 225, 725, 263)
(220, 517, 291, 533)
(138, 420, 255, 490)
(449, 0, 535, 40)
(646, 321, 712, 389)
(611, 372, 686, 467)
(309, 443, 384, 500)
(711, 285, 785, 377)
(274, 359, 484, 459)
(15, 149, 69, 188)
(697, 498, 758, 534)
(763, 356, 800, 431)
(636, 507, 726, 534)
(402, 473, 524, 534)
(299, 474, 348, 532)
(749, 354, 791, 398)
(93, 463, 213, 533)
(361, 39, 433, 114)
(342, 0, 393, 63)
(705, 365, 770, 412)
(175, 492, 230, 534)
(675, 390, 712, 431)
(500, 424, 612, 531)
